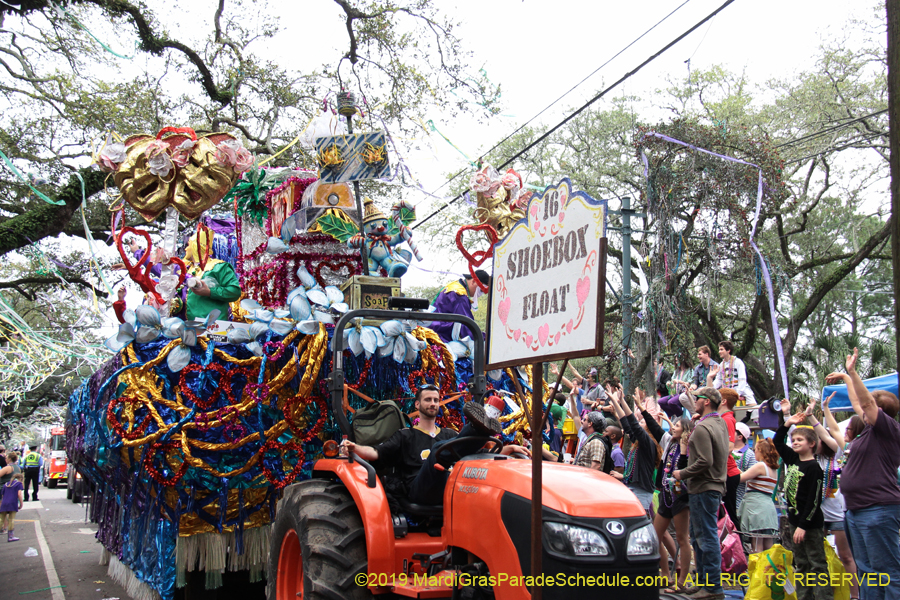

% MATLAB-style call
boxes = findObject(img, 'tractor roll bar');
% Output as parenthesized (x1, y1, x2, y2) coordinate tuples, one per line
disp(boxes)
(330, 309, 487, 442)
(348, 451, 377, 488)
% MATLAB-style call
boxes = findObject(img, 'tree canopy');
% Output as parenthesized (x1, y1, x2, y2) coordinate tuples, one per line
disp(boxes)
(438, 11, 892, 401)
(0, 0, 498, 424)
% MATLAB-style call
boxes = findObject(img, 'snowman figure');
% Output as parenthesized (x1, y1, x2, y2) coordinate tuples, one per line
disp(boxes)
(348, 197, 413, 277)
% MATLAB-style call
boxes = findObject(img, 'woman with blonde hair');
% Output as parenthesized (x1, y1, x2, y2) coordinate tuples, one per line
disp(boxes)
(738, 438, 780, 553)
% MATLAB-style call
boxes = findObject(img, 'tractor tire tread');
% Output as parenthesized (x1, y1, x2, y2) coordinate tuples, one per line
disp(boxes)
(267, 478, 371, 600)
(304, 514, 350, 533)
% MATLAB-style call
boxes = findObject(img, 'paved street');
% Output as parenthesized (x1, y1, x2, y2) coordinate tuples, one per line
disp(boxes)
(0, 485, 128, 600)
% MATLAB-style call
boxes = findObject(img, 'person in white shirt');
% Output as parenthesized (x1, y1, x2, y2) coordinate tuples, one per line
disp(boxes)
(712, 340, 756, 407)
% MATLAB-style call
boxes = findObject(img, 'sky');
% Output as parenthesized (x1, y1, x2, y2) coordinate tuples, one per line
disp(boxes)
(65, 0, 880, 332)
(290, 0, 878, 290)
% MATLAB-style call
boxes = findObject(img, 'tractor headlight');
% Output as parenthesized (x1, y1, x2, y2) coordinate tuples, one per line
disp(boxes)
(543, 522, 610, 556)
(626, 523, 658, 556)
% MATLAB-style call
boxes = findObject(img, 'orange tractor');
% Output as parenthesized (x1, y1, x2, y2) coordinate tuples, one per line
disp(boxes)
(267, 305, 660, 600)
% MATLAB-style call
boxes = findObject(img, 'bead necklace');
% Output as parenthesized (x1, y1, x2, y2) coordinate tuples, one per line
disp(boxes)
(697, 411, 719, 424)
(661, 441, 681, 507)
(821, 454, 841, 499)
(623, 444, 638, 484)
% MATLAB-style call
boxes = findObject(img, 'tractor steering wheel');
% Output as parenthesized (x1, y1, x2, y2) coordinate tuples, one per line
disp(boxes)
(432, 436, 503, 469)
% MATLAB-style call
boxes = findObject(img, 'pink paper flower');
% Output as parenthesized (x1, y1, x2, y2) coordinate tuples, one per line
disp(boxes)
(145, 140, 173, 177)
(171, 140, 196, 168)
(215, 139, 253, 172)
(234, 147, 253, 172)
(470, 171, 493, 193)
(97, 142, 126, 172)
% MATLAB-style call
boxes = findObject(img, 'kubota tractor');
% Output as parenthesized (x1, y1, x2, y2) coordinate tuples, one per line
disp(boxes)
(267, 304, 660, 600)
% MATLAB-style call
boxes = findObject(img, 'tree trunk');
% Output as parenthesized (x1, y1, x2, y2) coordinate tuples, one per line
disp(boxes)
(887, 0, 900, 375)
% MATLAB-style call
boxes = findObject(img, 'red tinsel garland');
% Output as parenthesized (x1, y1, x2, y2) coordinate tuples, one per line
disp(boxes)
(106, 396, 153, 441)
(143, 441, 188, 486)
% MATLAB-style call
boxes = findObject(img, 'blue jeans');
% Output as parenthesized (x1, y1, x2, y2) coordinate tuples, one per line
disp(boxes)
(689, 491, 723, 592)
(845, 504, 900, 600)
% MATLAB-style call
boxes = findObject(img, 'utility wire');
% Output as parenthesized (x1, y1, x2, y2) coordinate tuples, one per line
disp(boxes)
(413, 0, 738, 231)
(415, 1, 886, 230)
(774, 109, 887, 149)
(410, 0, 734, 229)
(784, 132, 885, 166)
(426, 0, 695, 200)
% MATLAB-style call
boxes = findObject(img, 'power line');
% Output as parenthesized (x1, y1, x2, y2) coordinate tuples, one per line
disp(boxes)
(775, 109, 887, 149)
(425, 0, 695, 200)
(413, 0, 739, 230)
(783, 132, 885, 166)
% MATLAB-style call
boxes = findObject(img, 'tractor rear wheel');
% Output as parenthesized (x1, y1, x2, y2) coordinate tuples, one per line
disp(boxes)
(267, 479, 371, 600)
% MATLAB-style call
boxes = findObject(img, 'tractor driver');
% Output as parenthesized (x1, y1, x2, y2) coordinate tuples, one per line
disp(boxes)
(341, 384, 529, 506)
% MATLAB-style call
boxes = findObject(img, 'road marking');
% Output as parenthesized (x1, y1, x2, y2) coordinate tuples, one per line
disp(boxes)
(34, 520, 66, 600)
(23, 501, 44, 509)
(50, 519, 82, 525)
(75, 528, 96, 535)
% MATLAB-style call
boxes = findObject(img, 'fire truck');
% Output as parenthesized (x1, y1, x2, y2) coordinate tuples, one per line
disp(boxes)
(42, 427, 67, 488)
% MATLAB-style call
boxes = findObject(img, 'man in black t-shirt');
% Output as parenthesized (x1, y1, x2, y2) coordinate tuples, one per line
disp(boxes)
(343, 385, 528, 505)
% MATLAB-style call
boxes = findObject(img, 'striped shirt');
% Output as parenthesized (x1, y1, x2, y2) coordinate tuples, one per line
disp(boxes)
(747, 464, 777, 496)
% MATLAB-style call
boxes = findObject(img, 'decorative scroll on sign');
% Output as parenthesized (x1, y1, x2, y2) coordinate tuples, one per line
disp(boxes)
(487, 178, 607, 370)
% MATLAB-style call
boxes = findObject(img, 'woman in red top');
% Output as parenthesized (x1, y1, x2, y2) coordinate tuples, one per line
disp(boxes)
(719, 388, 742, 531)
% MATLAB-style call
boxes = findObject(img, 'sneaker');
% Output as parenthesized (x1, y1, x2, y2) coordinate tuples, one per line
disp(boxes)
(463, 402, 502, 436)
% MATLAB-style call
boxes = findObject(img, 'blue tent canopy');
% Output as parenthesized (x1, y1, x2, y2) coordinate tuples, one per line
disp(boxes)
(821, 372, 899, 411)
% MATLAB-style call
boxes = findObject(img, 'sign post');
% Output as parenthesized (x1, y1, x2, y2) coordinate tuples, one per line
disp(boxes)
(486, 178, 607, 598)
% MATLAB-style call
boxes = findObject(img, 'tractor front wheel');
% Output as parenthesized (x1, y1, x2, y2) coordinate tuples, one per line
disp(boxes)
(267, 479, 371, 600)
(48, 479, 58, 489)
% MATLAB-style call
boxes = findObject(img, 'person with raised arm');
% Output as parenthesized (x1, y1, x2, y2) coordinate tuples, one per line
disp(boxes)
(638, 387, 693, 594)
(826, 349, 900, 600)
(817, 392, 858, 600)
(608, 388, 660, 515)
(774, 406, 829, 600)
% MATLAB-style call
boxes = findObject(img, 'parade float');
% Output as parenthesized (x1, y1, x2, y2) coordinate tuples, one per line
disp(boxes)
(66, 118, 548, 600)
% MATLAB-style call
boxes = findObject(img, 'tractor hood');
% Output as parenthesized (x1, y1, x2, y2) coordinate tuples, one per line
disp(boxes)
(449, 456, 644, 518)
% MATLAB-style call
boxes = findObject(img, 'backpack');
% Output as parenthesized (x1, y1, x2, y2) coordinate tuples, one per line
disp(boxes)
(352, 400, 411, 447)
(599, 435, 615, 474)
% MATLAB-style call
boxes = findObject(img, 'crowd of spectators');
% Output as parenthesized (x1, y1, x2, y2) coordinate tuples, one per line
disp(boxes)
(538, 344, 900, 600)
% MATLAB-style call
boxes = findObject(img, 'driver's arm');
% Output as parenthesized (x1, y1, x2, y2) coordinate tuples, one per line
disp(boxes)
(340, 440, 379, 462)
(500, 444, 531, 457)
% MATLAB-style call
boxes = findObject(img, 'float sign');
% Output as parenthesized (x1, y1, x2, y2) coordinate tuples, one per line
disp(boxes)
(487, 178, 607, 370)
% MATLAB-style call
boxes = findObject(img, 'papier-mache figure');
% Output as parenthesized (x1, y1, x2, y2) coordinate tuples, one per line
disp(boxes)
(181, 228, 242, 320)
(470, 164, 531, 237)
(346, 197, 420, 277)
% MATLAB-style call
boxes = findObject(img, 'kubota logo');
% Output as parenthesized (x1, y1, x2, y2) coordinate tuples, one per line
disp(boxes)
(462, 467, 488, 480)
